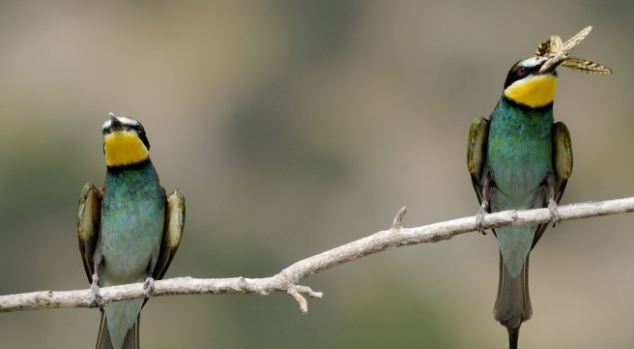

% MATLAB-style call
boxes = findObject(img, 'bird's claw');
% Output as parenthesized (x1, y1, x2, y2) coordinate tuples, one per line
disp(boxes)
(475, 203, 488, 235)
(548, 199, 561, 227)
(143, 277, 155, 298)
(90, 273, 103, 308)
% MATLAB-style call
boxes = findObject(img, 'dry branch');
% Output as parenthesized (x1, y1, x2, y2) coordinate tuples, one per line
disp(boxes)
(1, 196, 633, 314)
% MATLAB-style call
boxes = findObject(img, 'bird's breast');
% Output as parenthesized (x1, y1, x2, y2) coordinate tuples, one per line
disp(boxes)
(487, 109, 553, 205)
(98, 166, 166, 284)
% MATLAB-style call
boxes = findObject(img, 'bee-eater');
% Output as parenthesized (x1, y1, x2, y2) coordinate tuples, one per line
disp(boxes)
(466, 27, 610, 349)
(77, 113, 185, 349)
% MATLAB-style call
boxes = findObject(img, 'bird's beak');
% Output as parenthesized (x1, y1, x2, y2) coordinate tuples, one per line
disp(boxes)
(539, 53, 569, 74)
(109, 113, 123, 131)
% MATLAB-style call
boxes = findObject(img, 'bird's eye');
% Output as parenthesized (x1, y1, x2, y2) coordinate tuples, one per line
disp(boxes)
(517, 67, 528, 76)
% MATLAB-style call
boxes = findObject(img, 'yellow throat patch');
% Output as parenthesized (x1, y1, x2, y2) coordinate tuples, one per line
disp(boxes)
(504, 74, 557, 108)
(104, 130, 149, 167)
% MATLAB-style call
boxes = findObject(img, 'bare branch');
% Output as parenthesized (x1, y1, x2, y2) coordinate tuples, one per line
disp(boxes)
(1, 196, 633, 314)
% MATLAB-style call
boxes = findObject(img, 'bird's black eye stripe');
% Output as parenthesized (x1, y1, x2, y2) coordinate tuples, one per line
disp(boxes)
(103, 124, 136, 134)
(504, 62, 541, 88)
(138, 128, 151, 150)
(102, 124, 150, 149)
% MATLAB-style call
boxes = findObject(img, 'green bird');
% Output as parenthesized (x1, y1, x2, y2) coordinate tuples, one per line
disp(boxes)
(77, 113, 185, 349)
(466, 27, 611, 349)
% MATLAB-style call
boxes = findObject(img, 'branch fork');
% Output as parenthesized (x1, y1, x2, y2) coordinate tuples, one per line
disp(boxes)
(287, 284, 323, 314)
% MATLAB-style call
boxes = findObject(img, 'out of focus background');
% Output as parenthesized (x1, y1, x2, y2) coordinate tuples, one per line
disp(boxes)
(0, 1, 633, 348)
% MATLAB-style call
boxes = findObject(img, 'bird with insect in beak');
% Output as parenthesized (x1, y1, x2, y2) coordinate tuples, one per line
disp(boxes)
(77, 113, 185, 349)
(466, 26, 611, 349)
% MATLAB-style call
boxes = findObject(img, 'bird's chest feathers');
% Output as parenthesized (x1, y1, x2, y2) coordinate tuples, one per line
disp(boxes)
(487, 108, 553, 200)
(99, 167, 165, 281)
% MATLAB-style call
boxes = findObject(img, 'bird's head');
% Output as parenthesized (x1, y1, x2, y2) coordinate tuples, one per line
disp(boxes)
(503, 26, 611, 109)
(101, 113, 151, 168)
(502, 54, 565, 109)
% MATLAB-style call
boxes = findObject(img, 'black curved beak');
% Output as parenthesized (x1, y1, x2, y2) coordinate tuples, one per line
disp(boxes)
(109, 112, 123, 131)
(539, 53, 569, 74)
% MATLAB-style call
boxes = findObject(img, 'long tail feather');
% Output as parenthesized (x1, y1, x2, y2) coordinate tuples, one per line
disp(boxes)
(96, 313, 140, 349)
(494, 254, 532, 349)
(507, 326, 520, 349)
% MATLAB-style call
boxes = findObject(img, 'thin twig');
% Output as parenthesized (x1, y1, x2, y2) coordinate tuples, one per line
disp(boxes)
(391, 206, 408, 229)
(1, 196, 633, 314)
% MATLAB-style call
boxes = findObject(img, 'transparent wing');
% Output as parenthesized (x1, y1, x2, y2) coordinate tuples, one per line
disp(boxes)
(561, 26, 592, 53)
(549, 35, 563, 53)
(561, 57, 613, 75)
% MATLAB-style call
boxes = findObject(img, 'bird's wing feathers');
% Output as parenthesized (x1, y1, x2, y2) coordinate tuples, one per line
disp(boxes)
(77, 183, 102, 282)
(467, 115, 490, 203)
(552, 121, 573, 201)
(153, 190, 186, 280)
(532, 121, 573, 247)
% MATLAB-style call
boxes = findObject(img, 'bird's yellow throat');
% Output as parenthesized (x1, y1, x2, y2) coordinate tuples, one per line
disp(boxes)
(104, 130, 149, 167)
(504, 74, 557, 108)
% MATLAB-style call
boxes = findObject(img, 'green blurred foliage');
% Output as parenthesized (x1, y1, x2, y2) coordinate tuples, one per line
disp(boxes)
(0, 1, 633, 348)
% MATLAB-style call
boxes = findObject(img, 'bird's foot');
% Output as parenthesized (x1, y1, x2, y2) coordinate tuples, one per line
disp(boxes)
(475, 202, 488, 235)
(548, 199, 561, 227)
(90, 273, 103, 308)
(143, 277, 155, 298)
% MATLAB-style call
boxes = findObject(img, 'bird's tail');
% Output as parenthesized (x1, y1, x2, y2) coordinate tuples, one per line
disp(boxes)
(494, 253, 532, 349)
(96, 312, 140, 349)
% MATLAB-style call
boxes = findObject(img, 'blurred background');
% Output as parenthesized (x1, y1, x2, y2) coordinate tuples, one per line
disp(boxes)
(0, 1, 633, 348)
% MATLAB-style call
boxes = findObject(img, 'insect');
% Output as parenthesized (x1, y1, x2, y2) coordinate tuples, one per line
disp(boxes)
(537, 26, 612, 75)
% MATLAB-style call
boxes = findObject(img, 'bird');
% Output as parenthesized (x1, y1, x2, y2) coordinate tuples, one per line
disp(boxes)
(77, 113, 185, 349)
(466, 26, 610, 349)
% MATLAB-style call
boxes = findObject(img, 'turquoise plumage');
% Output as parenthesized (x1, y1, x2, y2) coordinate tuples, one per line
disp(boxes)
(77, 114, 185, 349)
(467, 56, 573, 349)
(467, 25, 611, 348)
(97, 163, 165, 348)
(487, 98, 553, 277)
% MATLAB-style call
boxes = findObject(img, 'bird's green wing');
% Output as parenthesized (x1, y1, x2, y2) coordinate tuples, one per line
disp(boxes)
(532, 121, 573, 247)
(153, 190, 185, 280)
(77, 183, 102, 283)
(467, 115, 490, 203)
(552, 121, 573, 200)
